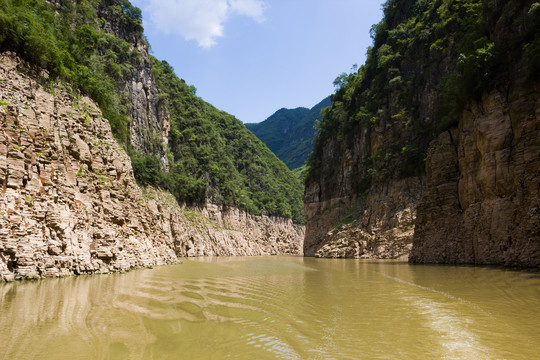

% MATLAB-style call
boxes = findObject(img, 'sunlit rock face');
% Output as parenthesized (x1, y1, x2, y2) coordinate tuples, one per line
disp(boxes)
(0, 53, 177, 281)
(0, 54, 304, 282)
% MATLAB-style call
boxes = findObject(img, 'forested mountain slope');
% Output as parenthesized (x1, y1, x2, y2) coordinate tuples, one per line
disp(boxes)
(147, 58, 305, 222)
(304, 0, 539, 266)
(0, 0, 305, 281)
(0, 0, 304, 223)
(245, 97, 331, 170)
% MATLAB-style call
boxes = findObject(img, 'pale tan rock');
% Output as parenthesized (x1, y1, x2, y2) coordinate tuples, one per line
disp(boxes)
(306, 178, 421, 259)
(0, 53, 304, 282)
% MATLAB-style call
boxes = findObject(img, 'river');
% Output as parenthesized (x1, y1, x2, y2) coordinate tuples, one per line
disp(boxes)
(0, 256, 538, 359)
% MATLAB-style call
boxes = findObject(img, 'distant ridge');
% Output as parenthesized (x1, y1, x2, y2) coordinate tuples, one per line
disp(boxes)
(245, 97, 331, 170)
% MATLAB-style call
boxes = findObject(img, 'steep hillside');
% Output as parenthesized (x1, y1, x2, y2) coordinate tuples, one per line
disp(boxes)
(0, 54, 303, 281)
(148, 58, 305, 223)
(246, 97, 331, 170)
(0, 0, 305, 281)
(304, 0, 539, 266)
(0, 0, 304, 224)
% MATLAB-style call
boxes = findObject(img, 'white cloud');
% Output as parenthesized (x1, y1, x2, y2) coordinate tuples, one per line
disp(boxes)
(229, 0, 266, 22)
(146, 0, 266, 48)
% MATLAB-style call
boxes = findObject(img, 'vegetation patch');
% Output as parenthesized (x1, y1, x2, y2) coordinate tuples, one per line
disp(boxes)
(150, 57, 305, 223)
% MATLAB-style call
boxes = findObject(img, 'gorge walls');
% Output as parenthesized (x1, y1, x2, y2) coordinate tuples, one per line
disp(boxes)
(0, 54, 303, 282)
(0, 53, 176, 281)
(303, 0, 539, 266)
(97, 0, 170, 170)
(305, 178, 421, 259)
(410, 84, 540, 266)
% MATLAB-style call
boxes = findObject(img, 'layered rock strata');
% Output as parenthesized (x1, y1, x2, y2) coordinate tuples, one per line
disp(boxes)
(410, 84, 540, 266)
(0, 54, 303, 282)
(145, 190, 304, 257)
(305, 177, 421, 259)
(0, 53, 177, 281)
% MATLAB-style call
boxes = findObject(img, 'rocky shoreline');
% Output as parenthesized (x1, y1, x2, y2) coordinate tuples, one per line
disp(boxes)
(0, 53, 304, 282)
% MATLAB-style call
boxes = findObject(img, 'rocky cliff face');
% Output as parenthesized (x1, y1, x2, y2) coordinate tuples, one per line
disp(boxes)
(0, 54, 303, 282)
(303, 0, 538, 266)
(0, 53, 177, 281)
(305, 179, 421, 259)
(305, 85, 539, 265)
(303, 122, 423, 259)
(304, 83, 539, 265)
(97, 0, 170, 170)
(410, 84, 540, 266)
(145, 190, 304, 257)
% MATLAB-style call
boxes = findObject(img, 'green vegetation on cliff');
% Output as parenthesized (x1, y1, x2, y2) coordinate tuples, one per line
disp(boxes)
(0, 0, 143, 143)
(306, 0, 539, 187)
(0, 0, 305, 222)
(147, 58, 305, 222)
(245, 97, 331, 170)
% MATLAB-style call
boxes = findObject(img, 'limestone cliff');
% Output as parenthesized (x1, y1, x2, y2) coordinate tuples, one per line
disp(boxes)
(144, 190, 303, 257)
(0, 53, 177, 281)
(410, 84, 540, 266)
(305, 179, 420, 259)
(97, 0, 170, 170)
(303, 0, 539, 265)
(0, 54, 303, 282)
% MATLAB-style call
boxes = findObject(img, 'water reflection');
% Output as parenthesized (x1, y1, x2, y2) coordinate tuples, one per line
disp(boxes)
(0, 257, 539, 359)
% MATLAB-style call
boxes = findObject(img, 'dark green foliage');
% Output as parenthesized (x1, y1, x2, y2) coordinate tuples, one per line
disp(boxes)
(151, 58, 305, 223)
(129, 149, 168, 186)
(291, 165, 307, 182)
(306, 0, 538, 186)
(0, 0, 142, 143)
(245, 97, 331, 170)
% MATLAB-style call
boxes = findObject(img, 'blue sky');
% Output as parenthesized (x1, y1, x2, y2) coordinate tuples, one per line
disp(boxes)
(130, 0, 384, 123)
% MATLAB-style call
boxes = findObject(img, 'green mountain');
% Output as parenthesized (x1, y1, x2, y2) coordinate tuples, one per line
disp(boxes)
(147, 58, 305, 222)
(245, 97, 331, 170)
(0, 0, 305, 223)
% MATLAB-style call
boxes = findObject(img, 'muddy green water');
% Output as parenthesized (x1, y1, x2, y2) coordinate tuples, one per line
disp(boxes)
(1, 257, 539, 359)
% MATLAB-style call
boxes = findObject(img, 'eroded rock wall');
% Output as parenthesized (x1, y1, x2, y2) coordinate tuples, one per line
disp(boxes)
(0, 54, 303, 282)
(98, 0, 170, 170)
(303, 101, 423, 259)
(144, 190, 304, 257)
(305, 176, 421, 259)
(410, 84, 540, 266)
(0, 53, 177, 281)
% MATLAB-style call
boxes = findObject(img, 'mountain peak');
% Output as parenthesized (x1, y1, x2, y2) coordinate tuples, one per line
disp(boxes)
(246, 97, 331, 170)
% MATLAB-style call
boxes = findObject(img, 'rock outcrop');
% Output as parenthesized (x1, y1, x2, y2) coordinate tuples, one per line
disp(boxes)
(144, 189, 304, 257)
(305, 175, 421, 259)
(0, 53, 177, 281)
(0, 53, 303, 282)
(98, 0, 170, 170)
(410, 84, 540, 266)
(303, 0, 538, 266)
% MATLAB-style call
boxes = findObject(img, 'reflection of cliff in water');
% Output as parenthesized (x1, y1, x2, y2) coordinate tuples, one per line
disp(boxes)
(1, 257, 540, 359)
